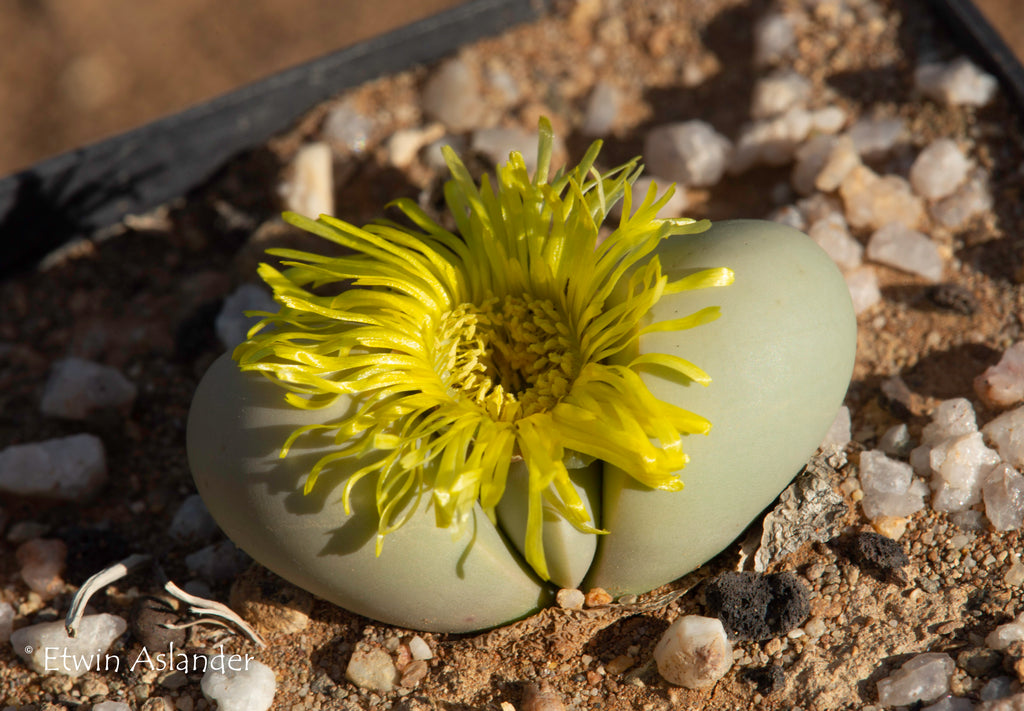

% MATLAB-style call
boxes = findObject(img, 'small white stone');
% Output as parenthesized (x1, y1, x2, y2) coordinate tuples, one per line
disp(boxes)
(809, 106, 849, 134)
(985, 612, 1024, 651)
(929, 431, 1001, 512)
(346, 645, 399, 692)
(215, 284, 277, 351)
(387, 124, 445, 169)
(975, 342, 1024, 410)
(866, 223, 944, 282)
(821, 406, 852, 450)
(841, 166, 925, 231)
(92, 702, 132, 711)
(279, 143, 334, 220)
(581, 81, 622, 137)
(844, 266, 881, 315)
(11, 613, 127, 678)
(876, 653, 956, 707)
(321, 101, 374, 154)
(17, 538, 66, 598)
(847, 116, 906, 157)
(0, 602, 14, 643)
(792, 135, 837, 196)
(422, 134, 468, 172)
(983, 406, 1024, 469)
(751, 70, 812, 119)
(983, 463, 1024, 531)
(556, 588, 585, 610)
(916, 57, 998, 107)
(40, 358, 136, 420)
(978, 686, 1021, 708)
(201, 655, 276, 711)
(185, 541, 250, 583)
(880, 424, 913, 458)
(0, 434, 106, 500)
(768, 205, 807, 232)
(1005, 555, 1024, 587)
(797, 192, 842, 224)
(170, 494, 220, 543)
(910, 139, 972, 201)
(922, 696, 976, 711)
(408, 635, 433, 661)
(644, 121, 733, 187)
(421, 58, 484, 131)
(931, 171, 993, 229)
(923, 399, 979, 445)
(653, 615, 733, 689)
(753, 13, 798, 65)
(859, 450, 927, 519)
(730, 108, 811, 173)
(816, 136, 860, 194)
(808, 213, 863, 271)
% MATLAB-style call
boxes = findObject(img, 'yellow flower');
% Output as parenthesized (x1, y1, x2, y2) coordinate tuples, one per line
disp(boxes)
(234, 119, 734, 580)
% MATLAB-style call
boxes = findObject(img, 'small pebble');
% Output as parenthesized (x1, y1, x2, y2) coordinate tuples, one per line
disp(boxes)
(847, 116, 905, 157)
(584, 588, 613, 608)
(580, 81, 621, 136)
(910, 139, 971, 201)
(169, 494, 220, 544)
(471, 127, 549, 173)
(345, 645, 398, 692)
(866, 223, 944, 282)
(408, 635, 433, 661)
(753, 13, 798, 65)
(400, 659, 428, 688)
(11, 613, 127, 677)
(876, 653, 955, 707)
(844, 531, 909, 581)
(751, 70, 812, 119)
(841, 166, 924, 231)
(980, 676, 1016, 701)
(93, 703, 132, 711)
(556, 588, 585, 610)
(809, 106, 849, 134)
(0, 434, 107, 500)
(931, 171, 993, 229)
(522, 681, 566, 711)
(644, 121, 732, 186)
(844, 266, 882, 314)
(0, 601, 14, 643)
(975, 342, 1024, 409)
(982, 463, 1024, 531)
(421, 58, 485, 131)
(201, 655, 276, 711)
(6, 520, 50, 543)
(986, 613, 1024, 651)
(915, 57, 998, 107)
(928, 431, 1000, 512)
(704, 571, 810, 640)
(605, 654, 635, 675)
(808, 213, 863, 271)
(982, 406, 1024, 469)
(40, 357, 136, 420)
(17, 538, 66, 598)
(821, 406, 852, 450)
(871, 516, 908, 540)
(922, 696, 975, 711)
(386, 124, 445, 169)
(229, 571, 313, 637)
(730, 108, 811, 173)
(321, 101, 374, 154)
(185, 541, 251, 583)
(858, 450, 927, 519)
(1004, 555, 1024, 587)
(879, 424, 913, 458)
(279, 142, 334, 219)
(654, 615, 733, 689)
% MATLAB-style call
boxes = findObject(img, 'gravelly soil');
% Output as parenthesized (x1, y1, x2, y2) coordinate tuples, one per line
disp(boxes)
(2, 1, 1024, 710)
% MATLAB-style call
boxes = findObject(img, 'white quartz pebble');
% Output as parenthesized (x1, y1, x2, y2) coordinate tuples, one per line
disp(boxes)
(421, 58, 484, 131)
(820, 406, 852, 450)
(321, 101, 374, 154)
(982, 463, 1024, 531)
(985, 612, 1024, 651)
(923, 696, 975, 711)
(471, 127, 556, 174)
(751, 70, 812, 119)
(169, 494, 220, 543)
(866, 223, 944, 282)
(753, 13, 798, 65)
(215, 284, 277, 351)
(0, 602, 14, 644)
(916, 57, 998, 107)
(975, 342, 1024, 410)
(983, 406, 1024, 470)
(730, 108, 811, 173)
(847, 116, 905, 157)
(644, 121, 732, 187)
(931, 171, 993, 230)
(11, 614, 126, 678)
(809, 106, 849, 134)
(0, 434, 106, 500)
(581, 81, 622, 137)
(408, 635, 433, 661)
(201, 655, 276, 711)
(654, 615, 733, 689)
(40, 357, 136, 420)
(876, 653, 956, 707)
(844, 266, 881, 315)
(841, 166, 924, 231)
(92, 703, 132, 711)
(279, 143, 334, 220)
(808, 213, 862, 271)
(858, 450, 928, 519)
(928, 432, 1001, 512)
(910, 139, 971, 201)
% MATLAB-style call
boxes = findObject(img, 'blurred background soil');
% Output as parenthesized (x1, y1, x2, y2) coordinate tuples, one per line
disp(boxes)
(0, 0, 1020, 179)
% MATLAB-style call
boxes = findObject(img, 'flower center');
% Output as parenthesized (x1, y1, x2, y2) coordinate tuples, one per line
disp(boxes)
(437, 294, 580, 422)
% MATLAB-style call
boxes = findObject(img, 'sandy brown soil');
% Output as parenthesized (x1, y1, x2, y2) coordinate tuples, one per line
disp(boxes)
(2, 0, 1024, 710)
